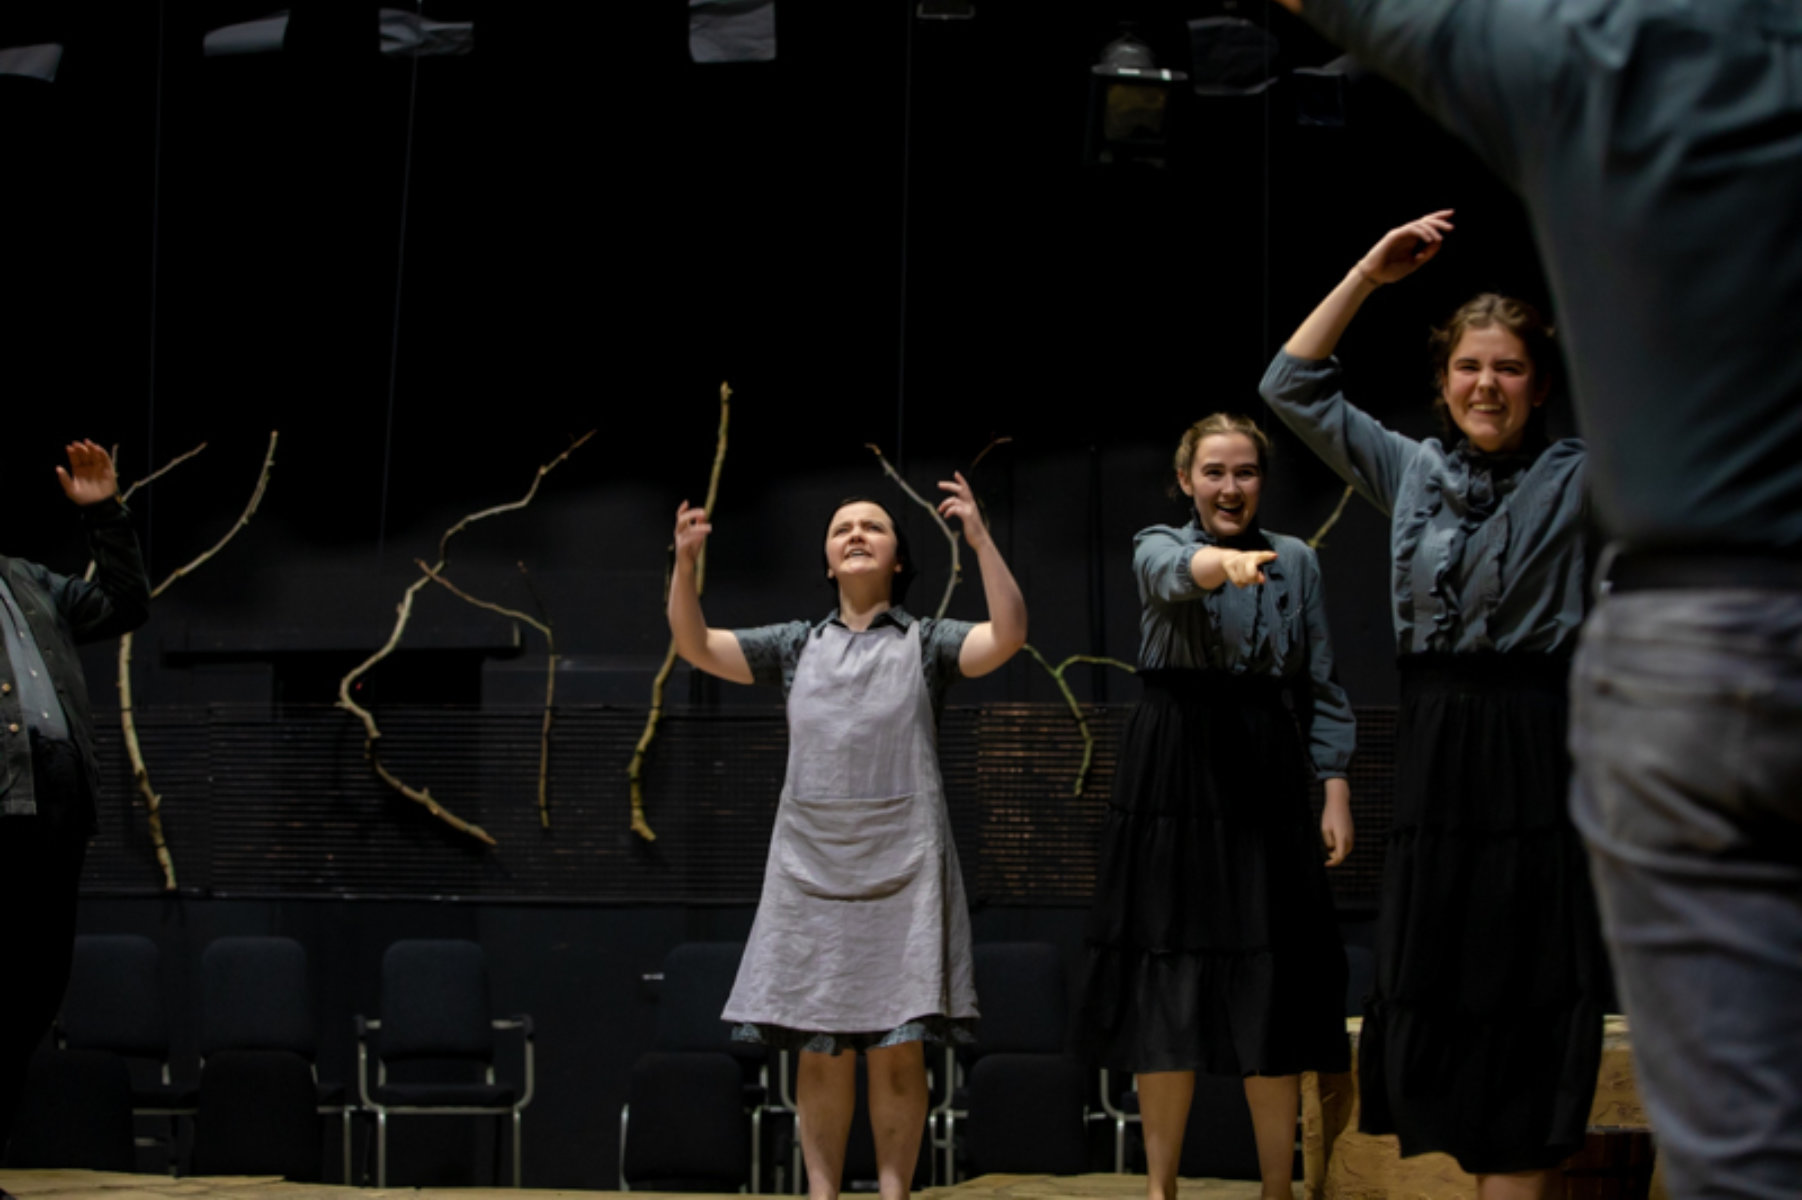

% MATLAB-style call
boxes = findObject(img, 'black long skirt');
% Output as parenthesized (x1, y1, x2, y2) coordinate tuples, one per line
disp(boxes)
(1074, 670, 1350, 1077)
(1358, 653, 1608, 1175)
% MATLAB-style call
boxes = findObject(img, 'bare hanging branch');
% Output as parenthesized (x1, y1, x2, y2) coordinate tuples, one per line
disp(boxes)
(1021, 645, 1138, 796)
(629, 382, 732, 841)
(866, 443, 961, 619)
(1308, 484, 1356, 550)
(120, 442, 208, 505)
(416, 559, 559, 829)
(116, 431, 279, 890)
(337, 430, 595, 847)
(83, 442, 210, 585)
(969, 434, 1014, 471)
(517, 562, 558, 829)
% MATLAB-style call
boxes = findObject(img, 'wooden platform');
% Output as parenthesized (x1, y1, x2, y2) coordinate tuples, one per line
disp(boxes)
(0, 1171, 1265, 1200)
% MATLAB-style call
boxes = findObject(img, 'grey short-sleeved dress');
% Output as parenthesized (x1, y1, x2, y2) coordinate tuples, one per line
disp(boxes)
(722, 607, 978, 1053)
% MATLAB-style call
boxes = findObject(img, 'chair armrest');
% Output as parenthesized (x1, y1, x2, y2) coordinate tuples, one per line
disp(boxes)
(495, 1015, 536, 1110)
(354, 1015, 380, 1110)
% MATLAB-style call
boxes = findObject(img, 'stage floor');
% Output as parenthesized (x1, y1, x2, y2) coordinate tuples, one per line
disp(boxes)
(0, 1170, 1265, 1200)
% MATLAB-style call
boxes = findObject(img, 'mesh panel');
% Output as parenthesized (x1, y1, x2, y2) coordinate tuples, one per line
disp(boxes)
(79, 702, 1396, 908)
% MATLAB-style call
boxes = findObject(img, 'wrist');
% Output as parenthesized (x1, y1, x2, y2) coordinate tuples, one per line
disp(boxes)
(1350, 262, 1382, 290)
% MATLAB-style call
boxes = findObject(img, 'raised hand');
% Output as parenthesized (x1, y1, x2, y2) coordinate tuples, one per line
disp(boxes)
(1223, 549, 1278, 588)
(936, 471, 991, 550)
(56, 439, 120, 507)
(1356, 210, 1455, 286)
(673, 500, 712, 567)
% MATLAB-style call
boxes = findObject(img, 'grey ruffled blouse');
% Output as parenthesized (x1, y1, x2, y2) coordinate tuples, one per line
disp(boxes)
(1261, 350, 1589, 657)
(1134, 519, 1355, 780)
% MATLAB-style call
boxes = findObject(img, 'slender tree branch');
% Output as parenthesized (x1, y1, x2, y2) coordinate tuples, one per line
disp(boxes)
(337, 430, 595, 847)
(969, 434, 1013, 470)
(866, 442, 961, 619)
(1308, 484, 1356, 550)
(121, 442, 207, 505)
(117, 431, 279, 890)
(417, 560, 560, 828)
(1021, 644, 1138, 796)
(630, 383, 731, 841)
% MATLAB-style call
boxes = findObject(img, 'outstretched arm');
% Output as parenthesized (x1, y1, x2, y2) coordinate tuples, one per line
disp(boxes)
(667, 501, 754, 685)
(937, 472, 1026, 678)
(1285, 210, 1453, 360)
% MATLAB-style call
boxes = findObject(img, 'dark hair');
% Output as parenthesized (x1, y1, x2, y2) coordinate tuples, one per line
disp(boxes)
(822, 496, 917, 606)
(1169, 412, 1272, 499)
(1428, 292, 1559, 441)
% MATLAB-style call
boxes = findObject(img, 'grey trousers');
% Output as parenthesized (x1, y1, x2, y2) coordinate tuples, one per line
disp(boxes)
(1570, 589, 1802, 1200)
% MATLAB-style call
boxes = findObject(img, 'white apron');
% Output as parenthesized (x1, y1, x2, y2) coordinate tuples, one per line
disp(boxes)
(723, 619, 978, 1033)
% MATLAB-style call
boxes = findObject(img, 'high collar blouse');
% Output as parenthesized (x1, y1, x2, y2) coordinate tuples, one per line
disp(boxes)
(1133, 517, 1355, 779)
(1261, 349, 1589, 657)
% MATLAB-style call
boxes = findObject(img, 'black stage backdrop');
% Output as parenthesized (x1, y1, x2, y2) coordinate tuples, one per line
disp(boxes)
(4, 0, 1563, 1186)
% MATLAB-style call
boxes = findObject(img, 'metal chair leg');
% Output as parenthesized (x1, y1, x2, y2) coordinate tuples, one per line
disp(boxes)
(512, 1108, 523, 1187)
(376, 1110, 388, 1187)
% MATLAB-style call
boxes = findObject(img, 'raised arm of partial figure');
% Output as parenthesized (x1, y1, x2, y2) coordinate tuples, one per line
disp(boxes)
(667, 500, 754, 685)
(937, 472, 1027, 678)
(1284, 210, 1454, 360)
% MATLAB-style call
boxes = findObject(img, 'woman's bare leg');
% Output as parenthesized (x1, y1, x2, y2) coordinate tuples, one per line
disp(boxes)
(865, 1041, 929, 1200)
(1242, 1074, 1300, 1200)
(1476, 1169, 1553, 1200)
(1138, 1070, 1196, 1200)
(797, 1049, 857, 1200)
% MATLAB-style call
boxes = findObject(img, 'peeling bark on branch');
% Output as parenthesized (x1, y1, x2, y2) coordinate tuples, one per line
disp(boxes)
(336, 431, 592, 847)
(629, 383, 731, 842)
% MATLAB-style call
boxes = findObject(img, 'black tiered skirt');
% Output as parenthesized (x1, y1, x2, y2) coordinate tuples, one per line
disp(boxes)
(1358, 653, 1608, 1175)
(1074, 670, 1350, 1077)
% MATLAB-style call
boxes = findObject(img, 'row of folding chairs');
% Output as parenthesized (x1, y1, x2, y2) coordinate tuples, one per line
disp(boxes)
(618, 941, 1374, 1191)
(28, 935, 533, 1185)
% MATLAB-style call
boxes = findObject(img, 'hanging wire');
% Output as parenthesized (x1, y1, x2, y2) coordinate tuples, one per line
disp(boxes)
(144, 0, 170, 568)
(894, 0, 919, 474)
(377, 0, 426, 562)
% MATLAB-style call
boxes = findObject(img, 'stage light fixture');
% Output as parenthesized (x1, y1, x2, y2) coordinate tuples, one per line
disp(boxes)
(1084, 27, 1188, 168)
(690, 0, 776, 64)
(917, 0, 975, 19)
(0, 42, 62, 82)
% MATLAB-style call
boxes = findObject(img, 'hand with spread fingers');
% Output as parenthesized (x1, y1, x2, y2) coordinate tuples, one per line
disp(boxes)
(56, 439, 120, 507)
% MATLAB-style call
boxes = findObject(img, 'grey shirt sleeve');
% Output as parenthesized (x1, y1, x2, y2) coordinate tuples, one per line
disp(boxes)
(1260, 350, 1423, 518)
(919, 617, 976, 712)
(732, 621, 813, 694)
(1134, 525, 1215, 606)
(1297, 0, 1564, 188)
(1294, 548, 1356, 779)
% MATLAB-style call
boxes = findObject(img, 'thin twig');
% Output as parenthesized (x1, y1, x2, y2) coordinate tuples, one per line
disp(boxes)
(121, 442, 207, 505)
(1022, 644, 1137, 796)
(630, 382, 732, 841)
(1308, 484, 1356, 550)
(969, 435, 1013, 470)
(417, 560, 559, 828)
(83, 442, 209, 584)
(337, 430, 595, 847)
(866, 442, 961, 619)
(118, 431, 278, 890)
(518, 562, 558, 829)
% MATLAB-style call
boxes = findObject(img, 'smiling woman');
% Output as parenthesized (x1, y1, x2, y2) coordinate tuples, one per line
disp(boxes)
(1257, 214, 1608, 1199)
(1074, 411, 1355, 1200)
(665, 477, 1026, 1200)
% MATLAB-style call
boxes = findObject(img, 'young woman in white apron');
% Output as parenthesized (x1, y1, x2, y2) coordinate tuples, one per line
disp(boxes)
(668, 473, 1027, 1200)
